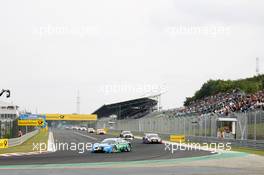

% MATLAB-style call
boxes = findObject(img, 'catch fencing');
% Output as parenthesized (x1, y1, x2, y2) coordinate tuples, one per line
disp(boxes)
(97, 110, 264, 148)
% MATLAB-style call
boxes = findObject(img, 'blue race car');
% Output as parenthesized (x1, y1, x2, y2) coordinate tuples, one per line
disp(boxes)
(92, 138, 132, 153)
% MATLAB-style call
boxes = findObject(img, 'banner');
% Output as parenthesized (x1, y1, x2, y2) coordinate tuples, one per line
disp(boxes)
(19, 114, 45, 120)
(18, 119, 44, 126)
(170, 135, 185, 142)
(45, 114, 97, 121)
(0, 139, 8, 149)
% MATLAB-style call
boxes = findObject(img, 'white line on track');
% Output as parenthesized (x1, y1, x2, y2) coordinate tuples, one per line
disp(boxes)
(0, 151, 49, 157)
(73, 131, 98, 141)
(47, 131, 56, 152)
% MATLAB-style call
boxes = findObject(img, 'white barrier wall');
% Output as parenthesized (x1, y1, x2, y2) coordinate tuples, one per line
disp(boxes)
(8, 129, 39, 147)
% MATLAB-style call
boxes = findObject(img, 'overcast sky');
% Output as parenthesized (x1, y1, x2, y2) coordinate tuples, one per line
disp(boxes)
(0, 0, 263, 114)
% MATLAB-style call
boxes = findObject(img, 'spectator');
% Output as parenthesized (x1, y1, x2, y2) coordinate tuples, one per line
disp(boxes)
(163, 89, 264, 117)
(18, 129, 23, 137)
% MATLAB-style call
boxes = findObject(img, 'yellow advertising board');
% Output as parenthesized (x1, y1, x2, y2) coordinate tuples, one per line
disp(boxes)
(0, 139, 8, 149)
(45, 114, 97, 121)
(41, 125, 48, 132)
(104, 128, 109, 133)
(170, 135, 185, 142)
(18, 119, 44, 126)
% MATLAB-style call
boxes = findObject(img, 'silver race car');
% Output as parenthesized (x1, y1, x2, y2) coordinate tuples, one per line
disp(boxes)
(142, 133, 162, 144)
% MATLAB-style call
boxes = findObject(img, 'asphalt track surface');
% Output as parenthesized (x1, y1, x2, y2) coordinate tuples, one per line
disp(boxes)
(0, 129, 212, 165)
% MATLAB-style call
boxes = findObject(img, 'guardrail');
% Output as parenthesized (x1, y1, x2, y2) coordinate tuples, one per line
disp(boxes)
(8, 130, 39, 147)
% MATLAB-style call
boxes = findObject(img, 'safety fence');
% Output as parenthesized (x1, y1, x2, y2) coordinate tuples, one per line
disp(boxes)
(97, 110, 264, 148)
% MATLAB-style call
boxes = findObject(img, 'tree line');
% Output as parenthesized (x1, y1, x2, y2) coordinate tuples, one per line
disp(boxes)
(184, 74, 264, 106)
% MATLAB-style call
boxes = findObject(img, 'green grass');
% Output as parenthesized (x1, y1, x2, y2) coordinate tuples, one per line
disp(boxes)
(231, 147, 264, 156)
(181, 141, 264, 156)
(0, 129, 48, 154)
(108, 131, 120, 136)
(185, 142, 264, 156)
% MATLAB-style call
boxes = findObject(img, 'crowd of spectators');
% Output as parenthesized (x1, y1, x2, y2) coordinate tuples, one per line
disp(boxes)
(164, 89, 264, 117)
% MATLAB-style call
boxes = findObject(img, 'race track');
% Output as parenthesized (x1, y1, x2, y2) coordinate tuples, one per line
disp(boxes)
(0, 129, 212, 165)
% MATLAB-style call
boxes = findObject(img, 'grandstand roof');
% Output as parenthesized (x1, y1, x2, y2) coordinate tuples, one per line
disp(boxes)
(93, 97, 158, 119)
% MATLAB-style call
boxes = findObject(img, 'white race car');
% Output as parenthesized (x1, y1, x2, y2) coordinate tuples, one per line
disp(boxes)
(142, 133, 162, 144)
(80, 127, 87, 131)
(120, 131, 134, 140)
(88, 128, 95, 133)
(96, 129, 106, 135)
(71, 126, 79, 130)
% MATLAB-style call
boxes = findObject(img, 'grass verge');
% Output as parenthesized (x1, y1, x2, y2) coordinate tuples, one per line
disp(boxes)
(0, 129, 48, 154)
(230, 147, 264, 156)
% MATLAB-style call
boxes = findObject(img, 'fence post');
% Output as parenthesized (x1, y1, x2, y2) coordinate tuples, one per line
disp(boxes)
(183, 117, 186, 136)
(254, 111, 257, 141)
(204, 115, 207, 137)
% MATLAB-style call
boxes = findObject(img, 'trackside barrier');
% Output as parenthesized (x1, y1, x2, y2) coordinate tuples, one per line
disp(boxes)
(97, 110, 264, 150)
(7, 129, 39, 147)
(108, 129, 264, 150)
(0, 139, 8, 148)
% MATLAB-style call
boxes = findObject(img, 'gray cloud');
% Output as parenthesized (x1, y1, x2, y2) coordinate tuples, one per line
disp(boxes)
(0, 0, 263, 113)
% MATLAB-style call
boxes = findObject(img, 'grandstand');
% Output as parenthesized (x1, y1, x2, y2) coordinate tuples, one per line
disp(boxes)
(164, 75, 264, 117)
(93, 97, 158, 120)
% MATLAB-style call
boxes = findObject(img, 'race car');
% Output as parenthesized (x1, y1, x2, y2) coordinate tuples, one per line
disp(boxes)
(71, 126, 79, 130)
(92, 138, 132, 153)
(120, 131, 134, 140)
(96, 128, 106, 135)
(80, 127, 87, 131)
(88, 128, 95, 133)
(142, 133, 162, 144)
